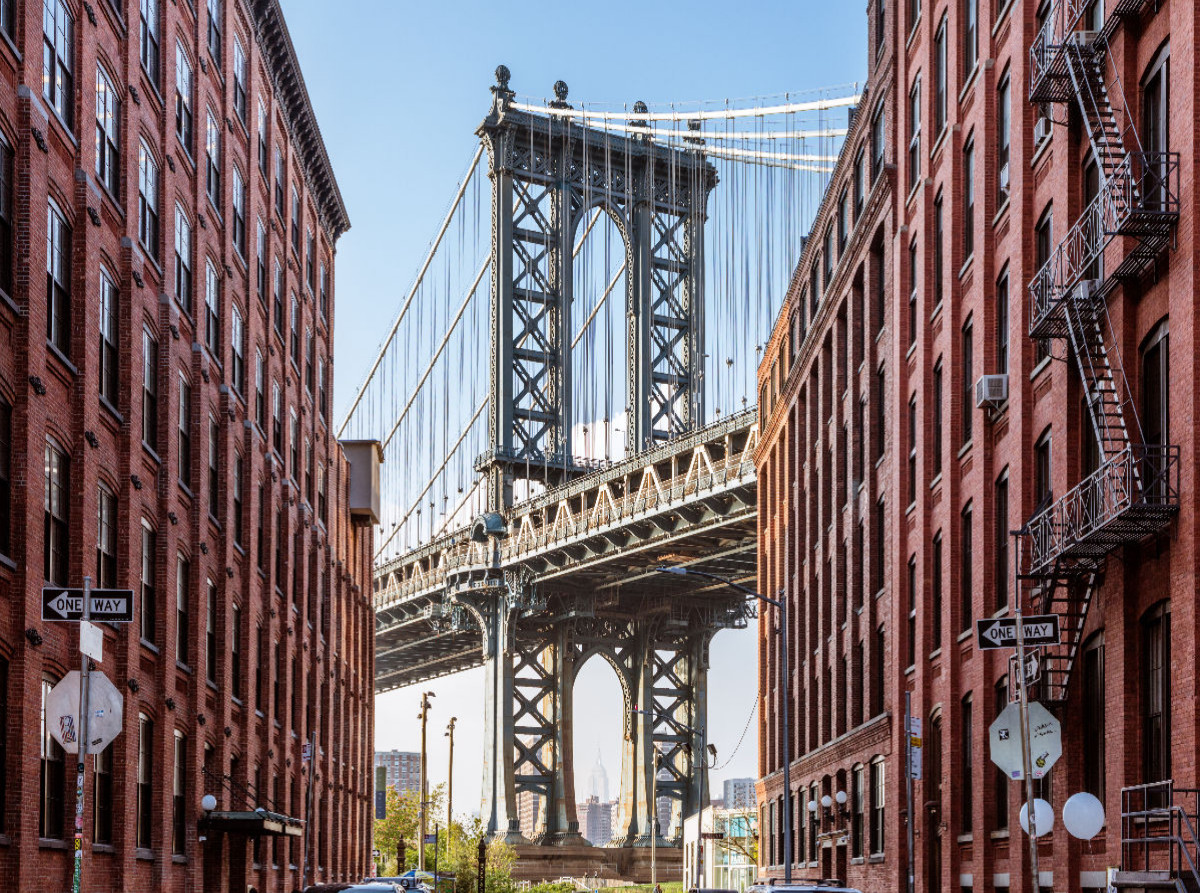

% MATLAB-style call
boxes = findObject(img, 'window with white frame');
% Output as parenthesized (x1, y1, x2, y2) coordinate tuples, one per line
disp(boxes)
(175, 204, 192, 312)
(95, 65, 120, 194)
(232, 166, 246, 257)
(138, 143, 159, 258)
(175, 43, 193, 151)
(205, 260, 220, 356)
(233, 37, 247, 123)
(139, 0, 160, 85)
(206, 112, 221, 208)
(43, 0, 74, 128)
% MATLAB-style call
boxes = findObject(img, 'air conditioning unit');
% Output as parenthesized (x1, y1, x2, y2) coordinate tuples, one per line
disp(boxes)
(999, 162, 1010, 193)
(1034, 117, 1052, 144)
(1074, 278, 1099, 301)
(976, 374, 1009, 408)
(1068, 30, 1099, 47)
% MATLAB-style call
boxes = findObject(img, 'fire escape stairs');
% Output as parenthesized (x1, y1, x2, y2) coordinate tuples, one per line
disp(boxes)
(1022, 10, 1180, 711)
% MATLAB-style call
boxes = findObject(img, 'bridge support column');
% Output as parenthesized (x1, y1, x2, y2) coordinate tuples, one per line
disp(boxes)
(539, 624, 583, 845)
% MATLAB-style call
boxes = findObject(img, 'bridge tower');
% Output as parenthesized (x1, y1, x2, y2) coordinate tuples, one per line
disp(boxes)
(477, 66, 717, 511)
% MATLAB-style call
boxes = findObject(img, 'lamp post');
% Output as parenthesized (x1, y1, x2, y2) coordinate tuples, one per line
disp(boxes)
(445, 717, 457, 841)
(697, 743, 717, 889)
(657, 566, 792, 883)
(418, 691, 436, 870)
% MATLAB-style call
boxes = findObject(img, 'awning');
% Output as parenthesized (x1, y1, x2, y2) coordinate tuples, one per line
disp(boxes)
(199, 809, 304, 837)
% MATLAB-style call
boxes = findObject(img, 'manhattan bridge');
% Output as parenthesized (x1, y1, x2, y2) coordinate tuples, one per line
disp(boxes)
(339, 67, 859, 871)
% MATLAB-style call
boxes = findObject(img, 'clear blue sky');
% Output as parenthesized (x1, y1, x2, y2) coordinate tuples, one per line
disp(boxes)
(281, 0, 867, 820)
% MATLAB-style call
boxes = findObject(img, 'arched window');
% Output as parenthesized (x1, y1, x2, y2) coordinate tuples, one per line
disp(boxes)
(1142, 42, 1170, 208)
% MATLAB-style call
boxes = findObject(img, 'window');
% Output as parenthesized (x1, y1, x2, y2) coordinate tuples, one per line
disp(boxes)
(233, 454, 245, 547)
(908, 0, 920, 30)
(143, 329, 159, 450)
(994, 677, 1009, 828)
(255, 622, 266, 709)
(1141, 319, 1169, 448)
(851, 764, 865, 858)
(207, 0, 222, 65)
(933, 193, 944, 308)
(137, 715, 153, 848)
(232, 305, 246, 394)
(0, 132, 11, 297)
(906, 555, 917, 667)
(258, 101, 269, 176)
(206, 112, 221, 207)
(963, 139, 975, 258)
(43, 0, 74, 127)
(934, 16, 947, 134)
(0, 0, 11, 38)
(1081, 633, 1105, 798)
(257, 219, 267, 298)
(172, 731, 186, 854)
(1141, 602, 1171, 784)
(1034, 427, 1052, 510)
(932, 360, 943, 477)
(908, 240, 918, 347)
(870, 758, 885, 854)
(95, 66, 120, 194)
(140, 521, 156, 643)
(206, 579, 218, 685)
(289, 408, 298, 478)
(305, 329, 314, 394)
(231, 602, 243, 699)
(205, 260, 220, 356)
(175, 43, 193, 151)
(306, 230, 316, 291)
(996, 270, 1009, 374)
(837, 189, 849, 253)
(931, 531, 943, 649)
(274, 147, 285, 217)
(875, 0, 885, 53)
(994, 472, 1009, 610)
(959, 502, 973, 631)
(272, 381, 282, 453)
(908, 77, 921, 190)
(273, 639, 283, 721)
(256, 486, 265, 572)
(176, 554, 190, 664)
(290, 293, 300, 359)
(44, 438, 69, 585)
(1142, 46, 1170, 209)
(997, 71, 1011, 202)
(961, 321, 973, 444)
(317, 463, 326, 524)
(273, 259, 284, 334)
(1034, 209, 1052, 362)
(255, 350, 266, 428)
(178, 374, 192, 483)
(824, 225, 834, 287)
(46, 201, 71, 355)
(97, 484, 117, 587)
(291, 187, 301, 253)
(40, 677, 65, 838)
(961, 695, 973, 831)
(175, 204, 193, 312)
(871, 100, 885, 181)
(232, 167, 247, 257)
(99, 269, 119, 404)
(907, 395, 917, 505)
(138, 143, 159, 258)
(92, 745, 113, 844)
(317, 356, 327, 420)
(962, 0, 978, 73)
(233, 38, 247, 122)
(319, 262, 328, 319)
(208, 417, 219, 516)
(854, 147, 866, 217)
(139, 0, 160, 84)
(305, 439, 313, 504)
(0, 400, 11, 557)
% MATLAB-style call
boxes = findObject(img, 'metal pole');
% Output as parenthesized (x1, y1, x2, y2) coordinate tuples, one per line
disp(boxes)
(694, 728, 704, 887)
(651, 748, 657, 887)
(446, 718, 457, 839)
(420, 693, 432, 870)
(904, 691, 915, 893)
(71, 576, 93, 893)
(780, 595, 792, 884)
(301, 730, 317, 890)
(1012, 532, 1041, 893)
(433, 823, 440, 889)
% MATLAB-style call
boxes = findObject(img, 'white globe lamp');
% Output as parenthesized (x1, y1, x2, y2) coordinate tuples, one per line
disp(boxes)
(1062, 792, 1105, 840)
(1018, 798, 1054, 838)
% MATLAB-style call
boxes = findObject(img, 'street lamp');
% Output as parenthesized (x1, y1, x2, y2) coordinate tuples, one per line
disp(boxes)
(445, 717, 457, 841)
(418, 691, 436, 871)
(656, 565, 793, 883)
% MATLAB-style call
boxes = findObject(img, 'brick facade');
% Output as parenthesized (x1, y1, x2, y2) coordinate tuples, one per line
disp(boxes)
(0, 0, 375, 890)
(756, 2, 1195, 893)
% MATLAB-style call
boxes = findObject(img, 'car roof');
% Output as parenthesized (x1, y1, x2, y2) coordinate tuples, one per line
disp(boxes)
(748, 883, 862, 893)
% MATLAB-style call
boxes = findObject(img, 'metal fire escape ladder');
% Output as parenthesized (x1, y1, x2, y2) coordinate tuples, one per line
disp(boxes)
(1022, 7, 1180, 708)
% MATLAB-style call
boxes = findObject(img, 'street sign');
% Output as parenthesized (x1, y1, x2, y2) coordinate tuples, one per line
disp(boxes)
(1008, 650, 1042, 701)
(700, 831, 725, 840)
(42, 588, 134, 623)
(79, 621, 104, 662)
(976, 615, 1060, 650)
(907, 714, 923, 780)
(424, 834, 437, 844)
(988, 701, 1062, 779)
(45, 670, 124, 754)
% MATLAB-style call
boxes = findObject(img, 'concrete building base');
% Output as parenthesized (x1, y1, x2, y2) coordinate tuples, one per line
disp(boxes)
(508, 842, 684, 884)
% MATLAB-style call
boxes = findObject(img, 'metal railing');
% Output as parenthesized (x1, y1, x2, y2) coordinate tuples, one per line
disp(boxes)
(1121, 781, 1200, 888)
(1025, 444, 1179, 575)
(1029, 151, 1180, 337)
(1029, 0, 1090, 100)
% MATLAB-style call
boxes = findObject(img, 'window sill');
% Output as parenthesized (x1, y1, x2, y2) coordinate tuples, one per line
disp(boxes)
(0, 287, 18, 316)
(1030, 355, 1052, 381)
(38, 838, 68, 850)
(958, 627, 973, 644)
(929, 472, 943, 491)
(142, 441, 162, 466)
(99, 394, 124, 425)
(959, 253, 975, 280)
(136, 847, 154, 861)
(1031, 133, 1053, 167)
(0, 24, 20, 61)
(46, 340, 79, 377)
(207, 679, 219, 692)
(958, 439, 973, 459)
(905, 501, 916, 517)
(990, 829, 1010, 840)
(868, 853, 885, 863)
(177, 660, 193, 674)
(43, 100, 79, 149)
(906, 340, 917, 360)
(993, 195, 1011, 228)
(958, 64, 980, 104)
(141, 638, 160, 655)
(172, 854, 187, 864)
(992, 0, 1016, 35)
(957, 832, 974, 844)
(92, 842, 115, 854)
(929, 301, 943, 324)
(0, 553, 16, 572)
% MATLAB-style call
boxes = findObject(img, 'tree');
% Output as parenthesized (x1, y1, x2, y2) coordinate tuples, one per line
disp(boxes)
(443, 817, 517, 893)
(373, 784, 447, 876)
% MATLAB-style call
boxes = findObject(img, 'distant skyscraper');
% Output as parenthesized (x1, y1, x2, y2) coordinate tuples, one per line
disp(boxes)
(517, 789, 542, 840)
(723, 778, 757, 810)
(588, 749, 610, 802)
(579, 795, 614, 845)
(375, 750, 421, 796)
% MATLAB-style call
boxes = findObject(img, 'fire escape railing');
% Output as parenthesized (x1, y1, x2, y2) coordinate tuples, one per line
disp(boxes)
(1120, 782, 1200, 891)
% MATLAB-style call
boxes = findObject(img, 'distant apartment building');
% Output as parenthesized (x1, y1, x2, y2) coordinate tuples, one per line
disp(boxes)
(723, 778, 758, 811)
(578, 795, 614, 846)
(517, 788, 542, 840)
(375, 750, 421, 795)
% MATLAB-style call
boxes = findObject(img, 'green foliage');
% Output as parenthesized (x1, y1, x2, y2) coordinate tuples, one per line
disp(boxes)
(372, 784, 448, 876)
(526, 883, 577, 893)
(619, 883, 684, 893)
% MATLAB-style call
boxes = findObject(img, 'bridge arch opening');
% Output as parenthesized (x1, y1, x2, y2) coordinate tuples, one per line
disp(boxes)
(571, 205, 630, 466)
(572, 649, 627, 845)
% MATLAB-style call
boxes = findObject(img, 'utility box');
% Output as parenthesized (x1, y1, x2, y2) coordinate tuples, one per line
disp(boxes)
(342, 439, 383, 527)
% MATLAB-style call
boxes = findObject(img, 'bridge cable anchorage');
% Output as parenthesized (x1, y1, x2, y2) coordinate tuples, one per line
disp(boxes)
(374, 397, 487, 560)
(336, 144, 484, 438)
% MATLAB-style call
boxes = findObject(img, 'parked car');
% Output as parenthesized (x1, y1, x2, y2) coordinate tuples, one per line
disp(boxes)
(747, 880, 864, 893)
(303, 883, 402, 893)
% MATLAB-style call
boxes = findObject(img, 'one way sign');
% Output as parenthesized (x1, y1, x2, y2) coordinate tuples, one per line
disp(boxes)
(976, 615, 1060, 650)
(42, 588, 135, 623)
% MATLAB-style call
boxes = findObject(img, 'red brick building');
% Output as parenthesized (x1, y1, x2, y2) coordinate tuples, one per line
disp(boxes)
(0, 0, 377, 890)
(756, 2, 1190, 892)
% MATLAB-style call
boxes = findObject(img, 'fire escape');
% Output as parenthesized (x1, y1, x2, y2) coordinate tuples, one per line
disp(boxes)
(1023, 0, 1180, 708)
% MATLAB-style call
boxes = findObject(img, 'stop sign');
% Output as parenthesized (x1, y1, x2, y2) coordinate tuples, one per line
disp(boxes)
(45, 670, 124, 754)
(989, 700, 1061, 780)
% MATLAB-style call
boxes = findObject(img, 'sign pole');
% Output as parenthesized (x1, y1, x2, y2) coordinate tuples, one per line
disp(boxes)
(1012, 532, 1040, 892)
(904, 690, 915, 893)
(71, 576, 93, 893)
